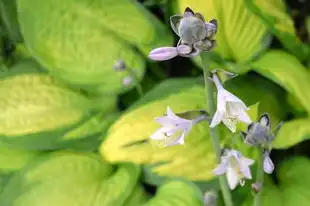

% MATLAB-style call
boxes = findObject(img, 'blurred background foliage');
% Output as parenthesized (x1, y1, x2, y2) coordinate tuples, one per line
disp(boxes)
(0, 0, 309, 205)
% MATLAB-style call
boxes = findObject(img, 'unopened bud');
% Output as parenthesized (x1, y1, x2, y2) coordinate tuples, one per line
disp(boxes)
(113, 59, 126, 71)
(203, 191, 217, 206)
(251, 182, 263, 193)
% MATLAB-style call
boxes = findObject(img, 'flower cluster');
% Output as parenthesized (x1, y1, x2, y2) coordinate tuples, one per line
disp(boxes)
(148, 7, 283, 192)
(149, 7, 217, 61)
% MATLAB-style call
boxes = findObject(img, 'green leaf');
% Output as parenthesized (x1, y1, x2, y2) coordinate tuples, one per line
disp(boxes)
(0, 142, 40, 173)
(100, 78, 273, 180)
(245, 0, 310, 60)
(0, 0, 23, 43)
(142, 181, 204, 206)
(260, 157, 310, 206)
(272, 119, 310, 149)
(0, 152, 141, 206)
(252, 50, 310, 114)
(176, 0, 276, 62)
(17, 0, 172, 94)
(0, 60, 117, 149)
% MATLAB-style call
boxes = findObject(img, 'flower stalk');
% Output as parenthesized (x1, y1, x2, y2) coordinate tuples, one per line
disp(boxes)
(254, 147, 265, 206)
(201, 53, 234, 206)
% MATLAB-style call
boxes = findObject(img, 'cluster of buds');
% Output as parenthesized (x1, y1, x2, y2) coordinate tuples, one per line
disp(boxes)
(113, 59, 134, 87)
(149, 7, 217, 61)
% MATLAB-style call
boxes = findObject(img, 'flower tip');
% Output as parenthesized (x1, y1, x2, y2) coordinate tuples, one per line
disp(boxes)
(148, 47, 178, 61)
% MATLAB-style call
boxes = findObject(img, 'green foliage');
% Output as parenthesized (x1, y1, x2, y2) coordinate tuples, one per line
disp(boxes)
(252, 50, 310, 114)
(0, 152, 141, 206)
(260, 157, 310, 206)
(245, 0, 310, 61)
(142, 181, 204, 206)
(17, 0, 172, 94)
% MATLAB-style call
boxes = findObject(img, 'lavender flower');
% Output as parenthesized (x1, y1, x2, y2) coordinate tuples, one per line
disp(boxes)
(263, 150, 274, 174)
(213, 149, 255, 190)
(210, 73, 252, 133)
(150, 107, 207, 147)
(149, 7, 217, 61)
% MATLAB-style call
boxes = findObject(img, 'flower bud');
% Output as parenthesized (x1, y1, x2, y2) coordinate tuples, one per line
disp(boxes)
(113, 59, 126, 71)
(251, 182, 262, 193)
(176, 44, 192, 55)
(148, 47, 178, 61)
(205, 19, 218, 39)
(203, 191, 217, 206)
(178, 15, 207, 44)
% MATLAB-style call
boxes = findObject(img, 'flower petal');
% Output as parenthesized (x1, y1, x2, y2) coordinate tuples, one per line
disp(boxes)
(264, 154, 274, 174)
(150, 127, 168, 140)
(221, 89, 248, 108)
(213, 161, 228, 175)
(237, 109, 252, 124)
(210, 111, 223, 128)
(148, 47, 178, 61)
(226, 167, 240, 190)
(239, 162, 252, 179)
(222, 118, 237, 133)
(177, 44, 192, 55)
(170, 15, 183, 36)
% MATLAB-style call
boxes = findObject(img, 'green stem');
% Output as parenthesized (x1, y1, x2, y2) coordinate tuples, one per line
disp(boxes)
(254, 147, 264, 206)
(200, 53, 234, 206)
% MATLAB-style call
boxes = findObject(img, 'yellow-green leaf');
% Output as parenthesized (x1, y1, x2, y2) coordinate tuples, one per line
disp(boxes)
(272, 119, 310, 149)
(260, 157, 310, 206)
(142, 181, 204, 206)
(245, 0, 310, 60)
(0, 60, 117, 149)
(17, 0, 172, 94)
(176, 0, 279, 62)
(0, 152, 141, 206)
(0, 142, 40, 173)
(252, 50, 310, 114)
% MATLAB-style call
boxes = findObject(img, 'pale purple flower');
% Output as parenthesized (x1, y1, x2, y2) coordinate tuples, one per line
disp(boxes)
(263, 151, 274, 174)
(150, 107, 204, 147)
(210, 73, 252, 133)
(213, 149, 255, 190)
(122, 76, 133, 86)
(113, 59, 126, 71)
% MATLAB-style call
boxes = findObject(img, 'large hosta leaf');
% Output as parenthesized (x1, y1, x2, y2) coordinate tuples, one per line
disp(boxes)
(17, 0, 172, 94)
(252, 50, 310, 114)
(272, 119, 310, 149)
(245, 0, 310, 61)
(101, 78, 282, 180)
(259, 157, 310, 206)
(142, 181, 204, 206)
(0, 61, 116, 149)
(176, 0, 282, 62)
(0, 142, 40, 173)
(0, 152, 141, 206)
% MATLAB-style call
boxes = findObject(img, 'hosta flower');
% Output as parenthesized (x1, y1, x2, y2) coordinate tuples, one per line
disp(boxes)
(213, 149, 255, 190)
(210, 73, 252, 133)
(263, 150, 274, 174)
(148, 7, 217, 61)
(241, 113, 283, 147)
(150, 107, 207, 147)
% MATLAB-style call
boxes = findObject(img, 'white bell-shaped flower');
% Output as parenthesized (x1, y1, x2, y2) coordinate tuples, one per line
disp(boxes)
(213, 149, 255, 190)
(150, 107, 194, 147)
(210, 74, 252, 132)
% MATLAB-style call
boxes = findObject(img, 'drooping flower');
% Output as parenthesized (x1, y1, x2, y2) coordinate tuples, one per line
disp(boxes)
(213, 149, 255, 190)
(150, 107, 208, 147)
(210, 73, 252, 133)
(263, 150, 274, 174)
(241, 113, 283, 147)
(148, 7, 217, 61)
